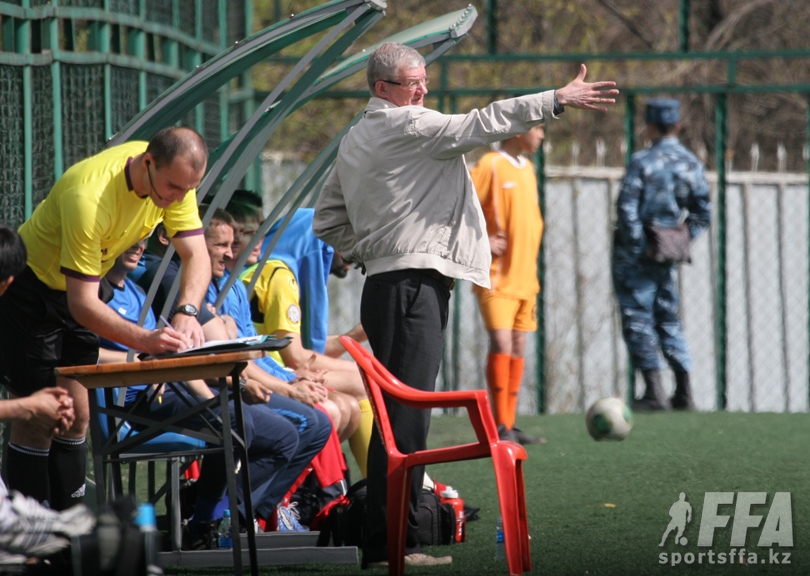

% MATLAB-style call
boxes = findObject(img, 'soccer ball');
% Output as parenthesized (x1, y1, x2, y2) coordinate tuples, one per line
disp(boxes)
(586, 397, 633, 441)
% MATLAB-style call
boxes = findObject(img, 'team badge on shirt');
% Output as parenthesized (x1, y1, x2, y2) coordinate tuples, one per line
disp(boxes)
(287, 304, 301, 324)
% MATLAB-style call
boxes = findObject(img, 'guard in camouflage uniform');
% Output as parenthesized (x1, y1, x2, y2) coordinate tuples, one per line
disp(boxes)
(611, 99, 711, 411)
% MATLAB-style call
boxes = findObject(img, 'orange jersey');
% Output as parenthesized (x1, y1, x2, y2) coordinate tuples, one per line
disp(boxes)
(470, 150, 543, 298)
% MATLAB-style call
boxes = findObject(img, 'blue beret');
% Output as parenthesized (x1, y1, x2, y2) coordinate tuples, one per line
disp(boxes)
(645, 99, 680, 124)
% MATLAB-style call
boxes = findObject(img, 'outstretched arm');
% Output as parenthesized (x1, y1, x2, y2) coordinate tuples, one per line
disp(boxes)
(555, 64, 619, 112)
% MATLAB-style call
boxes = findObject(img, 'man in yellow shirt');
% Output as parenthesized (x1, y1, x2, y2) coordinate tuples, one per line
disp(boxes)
(0, 127, 211, 510)
(241, 208, 372, 476)
(470, 125, 547, 445)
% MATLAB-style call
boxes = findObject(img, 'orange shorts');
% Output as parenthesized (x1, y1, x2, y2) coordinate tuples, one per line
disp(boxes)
(476, 291, 537, 332)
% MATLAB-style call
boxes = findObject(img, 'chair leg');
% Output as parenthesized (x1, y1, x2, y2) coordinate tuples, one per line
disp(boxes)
(128, 462, 137, 494)
(386, 464, 411, 576)
(492, 445, 531, 576)
(148, 461, 156, 502)
(514, 459, 532, 573)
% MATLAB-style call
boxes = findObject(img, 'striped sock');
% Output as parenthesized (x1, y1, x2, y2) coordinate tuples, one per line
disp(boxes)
(48, 436, 86, 511)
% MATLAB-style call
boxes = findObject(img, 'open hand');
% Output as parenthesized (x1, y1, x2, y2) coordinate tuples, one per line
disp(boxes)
(555, 64, 619, 112)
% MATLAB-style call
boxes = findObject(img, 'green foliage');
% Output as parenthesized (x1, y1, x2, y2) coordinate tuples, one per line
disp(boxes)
(249, 0, 810, 171)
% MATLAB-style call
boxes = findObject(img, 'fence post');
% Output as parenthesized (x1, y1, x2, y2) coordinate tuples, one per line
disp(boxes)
(536, 141, 546, 413)
(715, 92, 728, 410)
(623, 94, 636, 403)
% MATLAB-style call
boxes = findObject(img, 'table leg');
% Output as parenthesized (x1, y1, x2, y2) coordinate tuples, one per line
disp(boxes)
(232, 366, 258, 576)
(219, 374, 243, 576)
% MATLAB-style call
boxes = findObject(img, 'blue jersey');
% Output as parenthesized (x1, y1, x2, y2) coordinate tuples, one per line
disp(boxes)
(207, 272, 296, 382)
(263, 208, 333, 353)
(100, 278, 157, 404)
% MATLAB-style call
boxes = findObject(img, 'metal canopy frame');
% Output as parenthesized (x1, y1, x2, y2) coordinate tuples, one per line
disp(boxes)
(137, 0, 387, 327)
(215, 6, 479, 310)
(108, 0, 384, 145)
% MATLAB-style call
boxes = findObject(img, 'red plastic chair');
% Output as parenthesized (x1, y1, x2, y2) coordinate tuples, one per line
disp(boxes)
(340, 336, 531, 576)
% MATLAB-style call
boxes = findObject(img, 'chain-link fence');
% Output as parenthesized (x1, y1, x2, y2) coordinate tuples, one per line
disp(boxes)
(264, 158, 809, 415)
(0, 0, 249, 228)
(0, 0, 248, 470)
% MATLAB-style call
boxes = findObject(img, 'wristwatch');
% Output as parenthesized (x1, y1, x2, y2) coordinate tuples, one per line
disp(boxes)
(174, 303, 199, 318)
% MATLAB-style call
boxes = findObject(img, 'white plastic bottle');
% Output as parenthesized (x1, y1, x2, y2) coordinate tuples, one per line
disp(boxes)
(439, 487, 466, 543)
(218, 509, 233, 550)
(495, 514, 505, 560)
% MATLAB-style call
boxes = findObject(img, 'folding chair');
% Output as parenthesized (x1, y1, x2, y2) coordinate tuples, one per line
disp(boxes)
(92, 385, 213, 551)
(339, 336, 532, 576)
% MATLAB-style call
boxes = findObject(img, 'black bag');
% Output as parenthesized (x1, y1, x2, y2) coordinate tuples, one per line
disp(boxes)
(291, 472, 348, 528)
(314, 479, 367, 547)
(644, 223, 692, 264)
(315, 481, 464, 548)
(416, 490, 455, 546)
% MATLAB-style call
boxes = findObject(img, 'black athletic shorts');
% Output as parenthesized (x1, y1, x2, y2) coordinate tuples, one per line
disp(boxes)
(0, 267, 99, 397)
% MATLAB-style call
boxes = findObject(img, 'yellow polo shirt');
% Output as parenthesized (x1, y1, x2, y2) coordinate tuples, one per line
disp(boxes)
(19, 141, 202, 290)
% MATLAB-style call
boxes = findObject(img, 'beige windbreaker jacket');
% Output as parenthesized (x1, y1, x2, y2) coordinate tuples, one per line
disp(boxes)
(313, 92, 556, 289)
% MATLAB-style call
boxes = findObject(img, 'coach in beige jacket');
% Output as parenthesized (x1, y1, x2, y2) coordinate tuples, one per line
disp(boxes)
(313, 42, 617, 568)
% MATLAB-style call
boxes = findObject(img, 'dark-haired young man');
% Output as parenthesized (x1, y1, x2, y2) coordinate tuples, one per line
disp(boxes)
(0, 223, 94, 564)
(0, 127, 212, 510)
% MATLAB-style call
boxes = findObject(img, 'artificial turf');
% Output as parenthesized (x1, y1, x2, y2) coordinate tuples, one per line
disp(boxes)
(166, 411, 809, 575)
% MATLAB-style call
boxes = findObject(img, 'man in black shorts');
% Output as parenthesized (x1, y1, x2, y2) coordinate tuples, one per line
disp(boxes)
(0, 127, 211, 510)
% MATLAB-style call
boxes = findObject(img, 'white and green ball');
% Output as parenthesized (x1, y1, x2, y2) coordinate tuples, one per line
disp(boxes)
(586, 397, 633, 441)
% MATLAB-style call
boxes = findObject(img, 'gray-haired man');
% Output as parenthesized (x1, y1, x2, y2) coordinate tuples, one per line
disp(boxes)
(314, 42, 618, 567)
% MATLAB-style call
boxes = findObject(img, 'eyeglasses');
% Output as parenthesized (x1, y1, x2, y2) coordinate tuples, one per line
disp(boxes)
(382, 77, 429, 90)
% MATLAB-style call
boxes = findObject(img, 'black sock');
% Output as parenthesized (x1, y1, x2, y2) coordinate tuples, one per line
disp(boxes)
(7, 443, 51, 506)
(48, 436, 87, 511)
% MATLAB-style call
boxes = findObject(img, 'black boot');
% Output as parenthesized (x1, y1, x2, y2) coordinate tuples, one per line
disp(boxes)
(631, 369, 670, 411)
(671, 371, 696, 410)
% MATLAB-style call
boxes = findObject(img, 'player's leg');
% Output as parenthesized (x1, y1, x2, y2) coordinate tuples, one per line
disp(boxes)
(478, 292, 520, 434)
(507, 303, 545, 444)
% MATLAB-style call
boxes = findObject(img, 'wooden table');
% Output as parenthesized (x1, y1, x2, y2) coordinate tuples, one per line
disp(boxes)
(57, 349, 264, 576)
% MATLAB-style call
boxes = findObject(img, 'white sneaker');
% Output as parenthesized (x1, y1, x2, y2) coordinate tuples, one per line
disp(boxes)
(0, 549, 30, 564)
(0, 527, 69, 558)
(10, 492, 95, 538)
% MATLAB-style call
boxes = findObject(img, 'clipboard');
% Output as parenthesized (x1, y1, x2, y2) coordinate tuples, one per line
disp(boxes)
(139, 334, 291, 360)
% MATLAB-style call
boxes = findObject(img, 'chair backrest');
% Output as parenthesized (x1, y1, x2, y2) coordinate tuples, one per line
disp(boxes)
(340, 336, 502, 449)
(95, 387, 129, 443)
(338, 336, 403, 457)
(94, 387, 207, 452)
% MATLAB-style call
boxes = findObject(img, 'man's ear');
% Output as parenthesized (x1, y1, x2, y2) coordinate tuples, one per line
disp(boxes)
(158, 226, 170, 246)
(0, 276, 14, 297)
(374, 80, 389, 99)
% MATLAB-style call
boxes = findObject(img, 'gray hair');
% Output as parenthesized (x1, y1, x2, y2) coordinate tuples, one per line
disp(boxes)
(366, 42, 425, 95)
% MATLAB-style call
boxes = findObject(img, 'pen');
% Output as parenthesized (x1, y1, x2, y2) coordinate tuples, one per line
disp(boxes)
(159, 315, 172, 329)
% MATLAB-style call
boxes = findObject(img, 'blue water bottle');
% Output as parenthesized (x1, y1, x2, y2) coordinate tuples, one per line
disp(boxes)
(495, 514, 505, 560)
(218, 509, 233, 550)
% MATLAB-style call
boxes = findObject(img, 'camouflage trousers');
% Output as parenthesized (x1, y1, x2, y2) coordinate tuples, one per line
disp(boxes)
(611, 252, 692, 373)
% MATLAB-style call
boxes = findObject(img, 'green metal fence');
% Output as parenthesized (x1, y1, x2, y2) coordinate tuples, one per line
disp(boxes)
(0, 0, 254, 228)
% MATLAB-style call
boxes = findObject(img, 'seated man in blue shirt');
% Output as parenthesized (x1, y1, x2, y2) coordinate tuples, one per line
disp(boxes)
(100, 239, 324, 539)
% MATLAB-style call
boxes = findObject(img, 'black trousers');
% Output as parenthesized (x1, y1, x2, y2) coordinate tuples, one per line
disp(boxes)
(360, 269, 451, 563)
